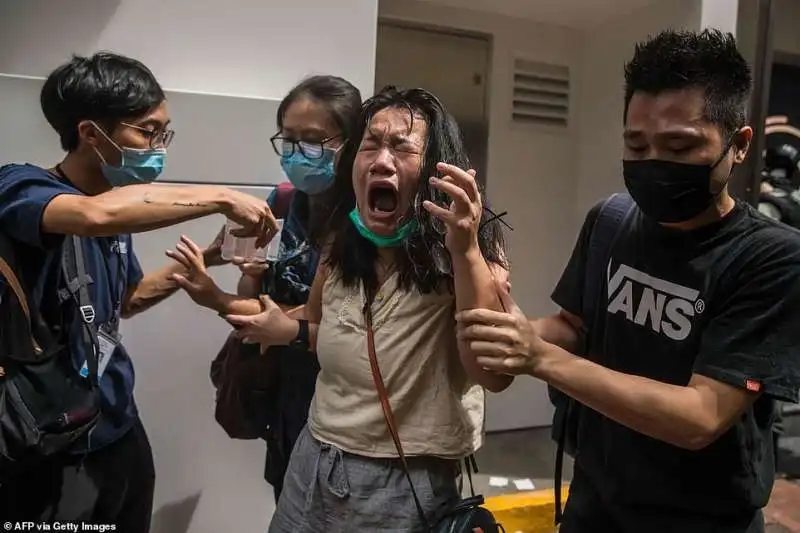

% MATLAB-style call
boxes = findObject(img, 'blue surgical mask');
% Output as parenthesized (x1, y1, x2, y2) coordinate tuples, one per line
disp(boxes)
(92, 122, 166, 187)
(348, 208, 417, 247)
(280, 147, 336, 195)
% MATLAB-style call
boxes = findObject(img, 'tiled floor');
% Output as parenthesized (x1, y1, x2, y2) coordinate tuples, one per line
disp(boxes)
(476, 422, 800, 532)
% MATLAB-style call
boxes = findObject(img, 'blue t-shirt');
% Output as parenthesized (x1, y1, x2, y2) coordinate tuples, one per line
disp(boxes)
(0, 163, 143, 452)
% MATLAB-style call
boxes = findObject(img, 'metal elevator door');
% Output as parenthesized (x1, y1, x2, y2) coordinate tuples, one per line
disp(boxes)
(374, 23, 490, 186)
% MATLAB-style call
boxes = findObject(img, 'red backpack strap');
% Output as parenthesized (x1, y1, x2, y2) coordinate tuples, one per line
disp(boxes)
(271, 182, 295, 219)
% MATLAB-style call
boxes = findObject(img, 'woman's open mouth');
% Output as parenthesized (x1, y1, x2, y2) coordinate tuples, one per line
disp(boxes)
(367, 182, 400, 220)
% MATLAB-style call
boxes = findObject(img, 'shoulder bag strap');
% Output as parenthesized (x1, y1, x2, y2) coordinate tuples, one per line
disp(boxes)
(61, 235, 101, 387)
(365, 305, 433, 531)
(581, 192, 636, 332)
(0, 255, 41, 354)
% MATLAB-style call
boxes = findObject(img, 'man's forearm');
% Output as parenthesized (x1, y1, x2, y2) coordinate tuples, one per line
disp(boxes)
(452, 248, 514, 392)
(44, 183, 232, 237)
(532, 314, 581, 353)
(123, 262, 185, 318)
(535, 344, 725, 450)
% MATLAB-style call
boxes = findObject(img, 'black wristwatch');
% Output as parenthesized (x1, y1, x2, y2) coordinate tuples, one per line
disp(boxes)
(290, 319, 310, 349)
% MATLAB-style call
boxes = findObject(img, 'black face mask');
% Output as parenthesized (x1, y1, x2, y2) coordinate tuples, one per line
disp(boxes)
(622, 141, 735, 223)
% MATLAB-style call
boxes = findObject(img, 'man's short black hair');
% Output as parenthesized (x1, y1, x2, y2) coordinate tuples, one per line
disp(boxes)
(41, 52, 166, 152)
(624, 29, 752, 138)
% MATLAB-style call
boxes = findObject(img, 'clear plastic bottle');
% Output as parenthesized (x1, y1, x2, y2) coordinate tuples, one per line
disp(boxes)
(220, 219, 284, 262)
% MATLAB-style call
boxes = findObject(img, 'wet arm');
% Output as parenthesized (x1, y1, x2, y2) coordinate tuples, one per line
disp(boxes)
(42, 184, 235, 237)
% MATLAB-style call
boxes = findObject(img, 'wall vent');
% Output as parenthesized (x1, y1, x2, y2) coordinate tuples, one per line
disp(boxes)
(511, 58, 570, 128)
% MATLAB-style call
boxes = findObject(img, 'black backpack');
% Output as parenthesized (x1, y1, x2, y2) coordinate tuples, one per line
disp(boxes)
(0, 232, 101, 480)
(550, 193, 636, 524)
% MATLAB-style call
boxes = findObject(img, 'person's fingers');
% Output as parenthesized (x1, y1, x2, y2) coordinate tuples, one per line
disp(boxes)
(436, 162, 479, 202)
(493, 275, 512, 297)
(181, 235, 204, 257)
(165, 249, 192, 270)
(476, 354, 526, 373)
(230, 225, 253, 238)
(259, 294, 279, 311)
(429, 176, 471, 208)
(498, 288, 524, 317)
(456, 308, 517, 327)
(457, 324, 517, 344)
(170, 273, 192, 290)
(225, 314, 253, 328)
(256, 211, 280, 249)
(422, 200, 457, 225)
(211, 224, 226, 246)
(175, 242, 205, 272)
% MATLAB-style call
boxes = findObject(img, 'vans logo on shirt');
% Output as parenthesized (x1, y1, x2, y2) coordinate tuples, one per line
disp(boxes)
(606, 262, 705, 341)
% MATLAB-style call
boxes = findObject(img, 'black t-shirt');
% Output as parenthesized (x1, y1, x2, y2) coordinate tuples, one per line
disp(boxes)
(552, 198, 800, 532)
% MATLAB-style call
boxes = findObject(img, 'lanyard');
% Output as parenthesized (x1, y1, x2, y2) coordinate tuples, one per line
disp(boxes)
(99, 238, 127, 334)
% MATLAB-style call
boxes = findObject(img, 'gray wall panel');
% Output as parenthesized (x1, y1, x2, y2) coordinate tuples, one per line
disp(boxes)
(0, 74, 285, 187)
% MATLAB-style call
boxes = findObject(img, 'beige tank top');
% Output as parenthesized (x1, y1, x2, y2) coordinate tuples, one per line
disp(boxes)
(308, 271, 484, 459)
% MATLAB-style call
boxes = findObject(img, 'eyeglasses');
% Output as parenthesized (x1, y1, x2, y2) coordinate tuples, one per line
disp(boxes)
(270, 134, 340, 160)
(121, 122, 176, 149)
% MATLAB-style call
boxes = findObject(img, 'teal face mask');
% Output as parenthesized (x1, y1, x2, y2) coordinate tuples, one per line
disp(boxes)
(92, 121, 166, 187)
(280, 148, 336, 195)
(348, 208, 417, 247)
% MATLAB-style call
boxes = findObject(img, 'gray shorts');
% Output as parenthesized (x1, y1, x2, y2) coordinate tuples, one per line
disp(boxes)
(268, 425, 460, 533)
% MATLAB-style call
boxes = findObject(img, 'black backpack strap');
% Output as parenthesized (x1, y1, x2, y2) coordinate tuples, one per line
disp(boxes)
(554, 193, 635, 525)
(581, 193, 636, 331)
(60, 235, 101, 387)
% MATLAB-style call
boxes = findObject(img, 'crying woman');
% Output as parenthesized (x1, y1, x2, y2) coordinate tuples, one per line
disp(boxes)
(227, 86, 511, 533)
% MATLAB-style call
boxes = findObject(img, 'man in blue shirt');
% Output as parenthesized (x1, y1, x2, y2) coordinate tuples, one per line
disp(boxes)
(0, 52, 278, 529)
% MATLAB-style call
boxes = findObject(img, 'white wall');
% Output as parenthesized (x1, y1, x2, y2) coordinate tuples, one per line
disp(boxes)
(0, 1, 377, 532)
(574, 0, 703, 218)
(379, 0, 584, 431)
(0, 0, 377, 99)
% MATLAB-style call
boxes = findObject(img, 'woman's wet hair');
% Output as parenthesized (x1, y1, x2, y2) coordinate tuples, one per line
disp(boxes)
(312, 86, 508, 295)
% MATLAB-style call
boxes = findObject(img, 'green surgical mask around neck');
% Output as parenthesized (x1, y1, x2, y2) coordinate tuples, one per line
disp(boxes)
(348, 207, 418, 247)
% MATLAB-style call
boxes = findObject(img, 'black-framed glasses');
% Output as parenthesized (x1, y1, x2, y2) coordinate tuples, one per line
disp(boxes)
(121, 122, 176, 149)
(270, 133, 340, 160)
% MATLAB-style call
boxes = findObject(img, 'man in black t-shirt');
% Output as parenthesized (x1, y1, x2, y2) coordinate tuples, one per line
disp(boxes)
(457, 30, 800, 533)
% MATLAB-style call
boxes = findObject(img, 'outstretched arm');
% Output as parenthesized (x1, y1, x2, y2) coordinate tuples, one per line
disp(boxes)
(122, 228, 228, 319)
(459, 251, 800, 450)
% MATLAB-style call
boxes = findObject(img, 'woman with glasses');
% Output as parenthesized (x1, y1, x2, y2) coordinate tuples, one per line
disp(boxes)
(169, 75, 362, 500)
